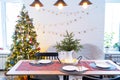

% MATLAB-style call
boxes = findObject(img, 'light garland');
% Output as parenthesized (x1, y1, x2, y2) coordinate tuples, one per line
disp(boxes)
(35, 24, 96, 37)
(38, 8, 89, 17)
(35, 12, 88, 28)
(34, 5, 98, 37)
(41, 28, 96, 37)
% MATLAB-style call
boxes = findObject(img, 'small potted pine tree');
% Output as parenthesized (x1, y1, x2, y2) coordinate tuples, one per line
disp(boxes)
(54, 31, 83, 64)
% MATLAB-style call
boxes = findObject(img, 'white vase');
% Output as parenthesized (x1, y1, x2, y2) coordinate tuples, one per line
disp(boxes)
(59, 50, 74, 63)
(66, 50, 74, 62)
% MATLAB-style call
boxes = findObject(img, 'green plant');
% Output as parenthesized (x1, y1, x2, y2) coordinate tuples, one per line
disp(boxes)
(113, 42, 120, 50)
(54, 31, 83, 52)
(104, 32, 114, 48)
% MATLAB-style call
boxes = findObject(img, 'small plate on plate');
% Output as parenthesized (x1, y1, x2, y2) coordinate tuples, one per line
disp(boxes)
(95, 61, 110, 68)
(38, 60, 52, 64)
(62, 65, 77, 71)
(29, 61, 38, 64)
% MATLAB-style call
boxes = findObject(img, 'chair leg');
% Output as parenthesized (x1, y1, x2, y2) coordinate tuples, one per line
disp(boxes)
(63, 75, 69, 80)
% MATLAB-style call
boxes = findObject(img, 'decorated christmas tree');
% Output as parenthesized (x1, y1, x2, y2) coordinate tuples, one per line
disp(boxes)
(5, 5, 40, 70)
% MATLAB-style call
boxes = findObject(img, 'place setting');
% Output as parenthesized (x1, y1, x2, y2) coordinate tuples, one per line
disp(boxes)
(89, 61, 117, 70)
(61, 65, 89, 74)
(29, 60, 53, 66)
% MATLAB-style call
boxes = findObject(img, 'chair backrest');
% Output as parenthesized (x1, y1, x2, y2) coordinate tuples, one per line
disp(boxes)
(46, 46, 57, 52)
(35, 52, 61, 63)
(75, 43, 104, 60)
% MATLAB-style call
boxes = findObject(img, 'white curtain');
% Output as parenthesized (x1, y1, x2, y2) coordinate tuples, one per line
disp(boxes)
(105, 3, 120, 44)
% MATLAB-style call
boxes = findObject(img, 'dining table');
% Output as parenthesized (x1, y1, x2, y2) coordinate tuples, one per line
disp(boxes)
(6, 59, 120, 80)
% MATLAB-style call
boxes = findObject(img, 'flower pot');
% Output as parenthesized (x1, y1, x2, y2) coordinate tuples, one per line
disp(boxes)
(65, 51, 74, 62)
(59, 50, 79, 64)
(105, 47, 109, 52)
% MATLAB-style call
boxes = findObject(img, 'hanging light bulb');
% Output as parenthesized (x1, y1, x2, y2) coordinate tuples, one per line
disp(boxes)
(54, 0, 67, 9)
(79, 0, 92, 9)
(30, 0, 43, 10)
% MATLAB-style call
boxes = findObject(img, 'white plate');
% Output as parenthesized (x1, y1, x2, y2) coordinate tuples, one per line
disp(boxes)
(62, 65, 77, 71)
(38, 60, 52, 64)
(95, 61, 110, 68)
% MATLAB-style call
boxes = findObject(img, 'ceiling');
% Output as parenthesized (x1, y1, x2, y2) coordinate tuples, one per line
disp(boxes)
(106, 0, 120, 3)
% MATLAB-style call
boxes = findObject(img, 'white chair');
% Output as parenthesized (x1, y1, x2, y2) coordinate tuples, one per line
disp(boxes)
(74, 43, 104, 60)
(46, 45, 57, 52)
(73, 43, 104, 80)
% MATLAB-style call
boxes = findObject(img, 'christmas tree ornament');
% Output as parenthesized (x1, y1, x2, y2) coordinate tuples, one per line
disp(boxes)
(10, 60, 15, 65)
(37, 47, 41, 51)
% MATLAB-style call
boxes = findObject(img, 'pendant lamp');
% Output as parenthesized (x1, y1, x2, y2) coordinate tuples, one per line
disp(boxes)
(79, 0, 92, 8)
(79, 0, 92, 6)
(54, 0, 67, 9)
(30, 0, 43, 7)
(54, 0, 67, 6)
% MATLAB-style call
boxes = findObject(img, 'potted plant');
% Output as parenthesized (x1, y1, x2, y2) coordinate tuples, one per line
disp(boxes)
(104, 32, 114, 52)
(113, 42, 120, 51)
(54, 31, 83, 64)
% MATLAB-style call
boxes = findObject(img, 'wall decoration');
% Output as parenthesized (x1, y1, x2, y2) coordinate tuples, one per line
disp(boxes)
(35, 23, 96, 37)
(38, 8, 89, 17)
(33, 5, 98, 40)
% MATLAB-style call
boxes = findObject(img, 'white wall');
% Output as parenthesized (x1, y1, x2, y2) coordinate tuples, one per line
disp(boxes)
(22, 0, 105, 52)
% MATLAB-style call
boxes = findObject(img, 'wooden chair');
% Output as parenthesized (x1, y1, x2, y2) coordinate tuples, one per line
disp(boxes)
(34, 52, 61, 63)
(30, 52, 60, 80)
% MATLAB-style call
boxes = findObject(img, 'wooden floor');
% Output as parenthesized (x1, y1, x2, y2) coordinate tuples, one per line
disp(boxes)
(0, 71, 8, 80)
(0, 71, 23, 80)
(0, 71, 12, 80)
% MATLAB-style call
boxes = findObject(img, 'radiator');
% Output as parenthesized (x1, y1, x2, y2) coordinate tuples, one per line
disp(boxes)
(105, 53, 120, 65)
(0, 50, 10, 70)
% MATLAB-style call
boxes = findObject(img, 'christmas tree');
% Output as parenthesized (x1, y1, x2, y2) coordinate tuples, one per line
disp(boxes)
(5, 5, 40, 70)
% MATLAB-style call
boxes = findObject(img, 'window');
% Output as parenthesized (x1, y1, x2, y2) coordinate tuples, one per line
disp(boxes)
(105, 3, 120, 49)
(0, 0, 22, 49)
(0, 1, 2, 48)
(6, 3, 22, 48)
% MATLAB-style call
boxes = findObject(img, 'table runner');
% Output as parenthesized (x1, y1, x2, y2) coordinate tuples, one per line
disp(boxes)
(16, 61, 119, 71)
